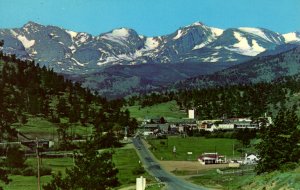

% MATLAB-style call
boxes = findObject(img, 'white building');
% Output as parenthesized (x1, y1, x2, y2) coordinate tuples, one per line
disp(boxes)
(218, 123, 235, 130)
(244, 154, 259, 165)
(188, 109, 195, 119)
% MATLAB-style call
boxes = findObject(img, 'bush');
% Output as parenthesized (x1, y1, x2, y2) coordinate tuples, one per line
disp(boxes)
(22, 167, 35, 176)
(9, 168, 22, 175)
(6, 146, 26, 168)
(22, 166, 52, 176)
(280, 162, 298, 172)
(40, 166, 52, 176)
(132, 165, 145, 175)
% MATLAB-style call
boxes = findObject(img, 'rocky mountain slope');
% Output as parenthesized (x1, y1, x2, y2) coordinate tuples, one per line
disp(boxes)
(175, 46, 300, 89)
(1, 21, 299, 97)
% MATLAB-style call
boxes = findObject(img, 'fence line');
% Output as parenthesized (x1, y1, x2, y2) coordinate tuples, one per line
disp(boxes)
(216, 168, 254, 175)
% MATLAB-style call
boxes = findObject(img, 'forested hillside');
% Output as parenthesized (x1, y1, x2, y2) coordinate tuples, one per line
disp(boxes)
(0, 40, 137, 143)
(133, 74, 300, 119)
(0, 41, 139, 190)
(175, 46, 300, 90)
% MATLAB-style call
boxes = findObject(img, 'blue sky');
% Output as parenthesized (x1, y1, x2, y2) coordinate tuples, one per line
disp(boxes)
(1, 0, 300, 36)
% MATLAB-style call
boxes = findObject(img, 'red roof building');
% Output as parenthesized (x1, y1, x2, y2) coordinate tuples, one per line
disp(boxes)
(198, 152, 225, 165)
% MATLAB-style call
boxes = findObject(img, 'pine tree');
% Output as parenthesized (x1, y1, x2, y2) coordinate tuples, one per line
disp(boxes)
(256, 108, 300, 174)
(43, 141, 119, 190)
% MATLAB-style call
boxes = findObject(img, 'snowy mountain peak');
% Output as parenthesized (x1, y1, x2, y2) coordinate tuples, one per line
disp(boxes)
(66, 30, 78, 39)
(238, 27, 271, 41)
(99, 28, 139, 43)
(111, 28, 130, 38)
(0, 21, 299, 72)
(283, 32, 300, 43)
(22, 21, 44, 33)
(173, 29, 184, 40)
(238, 27, 284, 44)
(189, 21, 204, 27)
(228, 31, 265, 56)
(211, 27, 224, 37)
(144, 37, 160, 50)
(23, 21, 43, 28)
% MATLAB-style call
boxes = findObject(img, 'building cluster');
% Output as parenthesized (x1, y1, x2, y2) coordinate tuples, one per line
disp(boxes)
(199, 116, 272, 132)
(197, 152, 259, 165)
(140, 117, 197, 137)
(140, 115, 272, 136)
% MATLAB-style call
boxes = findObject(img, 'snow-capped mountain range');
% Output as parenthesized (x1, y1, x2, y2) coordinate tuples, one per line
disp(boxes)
(1, 21, 299, 74)
(1, 21, 300, 98)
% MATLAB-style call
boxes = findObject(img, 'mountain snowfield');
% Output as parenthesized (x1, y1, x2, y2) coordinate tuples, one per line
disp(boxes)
(283, 32, 300, 43)
(0, 21, 299, 74)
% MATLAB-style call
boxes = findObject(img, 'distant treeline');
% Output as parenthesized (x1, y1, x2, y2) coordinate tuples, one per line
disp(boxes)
(130, 76, 300, 119)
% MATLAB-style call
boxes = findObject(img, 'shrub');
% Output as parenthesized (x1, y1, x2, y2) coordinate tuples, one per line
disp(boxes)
(22, 166, 52, 176)
(40, 166, 52, 176)
(9, 168, 22, 175)
(6, 146, 26, 168)
(132, 165, 145, 175)
(22, 167, 35, 176)
(280, 162, 298, 172)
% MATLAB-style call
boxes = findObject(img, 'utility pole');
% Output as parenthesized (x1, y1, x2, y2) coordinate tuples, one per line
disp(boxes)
(233, 143, 235, 157)
(36, 137, 41, 190)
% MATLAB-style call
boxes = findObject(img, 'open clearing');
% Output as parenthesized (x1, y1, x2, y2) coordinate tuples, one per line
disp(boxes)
(127, 100, 187, 122)
(159, 161, 228, 173)
(147, 136, 238, 161)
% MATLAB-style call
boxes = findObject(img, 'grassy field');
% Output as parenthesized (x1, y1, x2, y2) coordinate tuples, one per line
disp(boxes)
(189, 166, 300, 190)
(237, 166, 300, 190)
(127, 100, 187, 122)
(13, 117, 93, 140)
(189, 168, 255, 190)
(0, 157, 73, 190)
(0, 147, 156, 190)
(147, 136, 238, 161)
(113, 148, 156, 189)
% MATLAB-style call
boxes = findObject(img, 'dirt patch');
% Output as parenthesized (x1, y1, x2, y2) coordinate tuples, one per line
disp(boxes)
(159, 160, 228, 173)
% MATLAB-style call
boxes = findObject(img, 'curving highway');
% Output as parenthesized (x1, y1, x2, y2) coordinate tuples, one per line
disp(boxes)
(132, 137, 207, 190)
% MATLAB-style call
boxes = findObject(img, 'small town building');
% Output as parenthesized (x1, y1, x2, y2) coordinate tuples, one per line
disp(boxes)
(198, 152, 226, 165)
(235, 122, 258, 129)
(226, 117, 252, 123)
(188, 109, 195, 119)
(218, 123, 235, 130)
(199, 123, 217, 132)
(244, 153, 259, 165)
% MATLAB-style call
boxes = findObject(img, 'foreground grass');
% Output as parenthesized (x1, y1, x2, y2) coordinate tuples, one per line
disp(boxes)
(113, 148, 156, 188)
(0, 157, 73, 190)
(189, 168, 255, 190)
(148, 136, 238, 161)
(127, 100, 187, 122)
(0, 147, 156, 190)
(1, 175, 52, 190)
(238, 166, 300, 190)
(189, 166, 300, 190)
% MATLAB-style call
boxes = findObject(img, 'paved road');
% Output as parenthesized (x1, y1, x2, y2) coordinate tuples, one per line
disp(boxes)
(132, 137, 207, 190)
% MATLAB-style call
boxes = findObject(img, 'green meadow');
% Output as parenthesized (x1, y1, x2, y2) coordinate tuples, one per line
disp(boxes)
(12, 117, 93, 140)
(0, 157, 73, 190)
(147, 136, 238, 161)
(127, 100, 187, 122)
(189, 166, 300, 190)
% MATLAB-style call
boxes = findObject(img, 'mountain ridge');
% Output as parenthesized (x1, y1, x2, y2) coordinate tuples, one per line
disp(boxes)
(1, 21, 299, 73)
(175, 46, 300, 90)
(1, 21, 300, 98)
